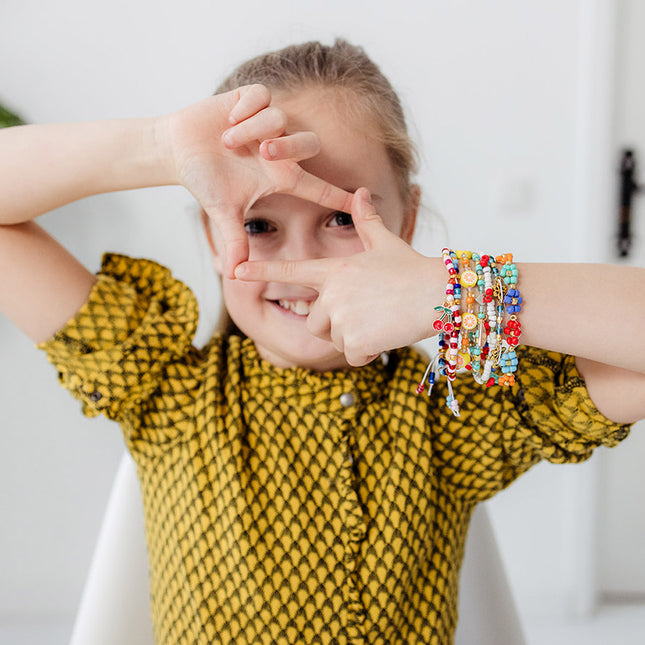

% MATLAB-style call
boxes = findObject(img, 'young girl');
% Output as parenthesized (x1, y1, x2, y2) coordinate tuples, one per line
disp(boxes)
(1, 39, 644, 645)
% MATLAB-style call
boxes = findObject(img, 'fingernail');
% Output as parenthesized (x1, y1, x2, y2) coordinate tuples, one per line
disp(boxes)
(234, 264, 247, 279)
(362, 188, 373, 204)
(267, 142, 277, 158)
(222, 131, 233, 147)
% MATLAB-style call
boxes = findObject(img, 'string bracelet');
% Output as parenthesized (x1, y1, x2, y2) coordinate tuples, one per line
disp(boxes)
(417, 249, 523, 415)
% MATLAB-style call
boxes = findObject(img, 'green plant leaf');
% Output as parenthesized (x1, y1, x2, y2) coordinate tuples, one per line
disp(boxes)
(0, 104, 26, 128)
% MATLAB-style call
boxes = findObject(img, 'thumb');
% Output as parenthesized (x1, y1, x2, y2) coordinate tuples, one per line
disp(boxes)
(351, 187, 391, 251)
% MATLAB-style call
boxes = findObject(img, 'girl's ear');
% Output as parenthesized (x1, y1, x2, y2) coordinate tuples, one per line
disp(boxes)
(400, 184, 421, 245)
(201, 210, 224, 275)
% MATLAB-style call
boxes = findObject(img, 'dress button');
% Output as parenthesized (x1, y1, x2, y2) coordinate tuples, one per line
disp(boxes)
(89, 391, 102, 402)
(339, 392, 355, 408)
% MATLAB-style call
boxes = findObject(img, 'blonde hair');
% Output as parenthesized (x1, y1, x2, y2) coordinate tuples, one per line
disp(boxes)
(216, 39, 418, 203)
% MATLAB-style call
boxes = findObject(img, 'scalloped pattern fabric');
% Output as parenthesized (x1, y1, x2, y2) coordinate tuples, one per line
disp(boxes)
(38, 254, 631, 645)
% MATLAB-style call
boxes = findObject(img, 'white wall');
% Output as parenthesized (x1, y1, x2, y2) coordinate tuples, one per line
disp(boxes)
(0, 0, 620, 633)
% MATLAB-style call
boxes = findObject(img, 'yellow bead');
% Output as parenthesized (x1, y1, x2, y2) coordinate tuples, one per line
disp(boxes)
(462, 313, 478, 330)
(461, 270, 478, 287)
(456, 351, 471, 368)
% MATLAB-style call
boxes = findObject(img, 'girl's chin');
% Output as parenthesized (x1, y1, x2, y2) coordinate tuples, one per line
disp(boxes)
(255, 340, 349, 372)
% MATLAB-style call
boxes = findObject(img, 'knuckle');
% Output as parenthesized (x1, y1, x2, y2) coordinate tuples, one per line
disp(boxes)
(266, 107, 288, 131)
(282, 260, 298, 278)
(304, 131, 321, 155)
(250, 83, 271, 103)
(317, 181, 333, 206)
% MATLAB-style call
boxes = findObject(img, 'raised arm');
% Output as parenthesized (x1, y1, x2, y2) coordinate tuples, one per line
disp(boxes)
(0, 117, 166, 343)
(235, 189, 645, 424)
(0, 85, 353, 344)
(516, 262, 645, 423)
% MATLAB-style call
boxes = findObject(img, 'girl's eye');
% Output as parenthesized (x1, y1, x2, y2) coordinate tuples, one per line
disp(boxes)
(244, 219, 275, 236)
(328, 211, 354, 228)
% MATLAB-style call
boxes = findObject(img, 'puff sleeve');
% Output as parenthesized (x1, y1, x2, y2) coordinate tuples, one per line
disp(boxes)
(429, 346, 632, 500)
(37, 253, 199, 424)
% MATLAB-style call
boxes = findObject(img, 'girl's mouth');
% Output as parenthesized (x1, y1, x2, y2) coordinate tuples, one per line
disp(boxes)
(275, 299, 312, 316)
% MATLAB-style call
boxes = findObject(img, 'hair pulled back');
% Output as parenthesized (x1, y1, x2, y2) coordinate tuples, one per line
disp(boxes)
(216, 39, 418, 202)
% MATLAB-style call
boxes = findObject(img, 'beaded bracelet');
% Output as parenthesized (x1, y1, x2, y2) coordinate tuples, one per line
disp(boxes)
(417, 249, 522, 416)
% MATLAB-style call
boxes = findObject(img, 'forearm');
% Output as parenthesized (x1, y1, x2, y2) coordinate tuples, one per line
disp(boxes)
(0, 118, 173, 224)
(419, 257, 645, 422)
(514, 262, 645, 423)
(518, 262, 645, 374)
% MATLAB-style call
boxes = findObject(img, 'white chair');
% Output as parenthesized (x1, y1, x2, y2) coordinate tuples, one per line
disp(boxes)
(71, 452, 526, 645)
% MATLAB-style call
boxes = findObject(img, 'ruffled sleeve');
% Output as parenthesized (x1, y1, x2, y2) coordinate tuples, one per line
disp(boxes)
(37, 253, 199, 424)
(428, 346, 632, 500)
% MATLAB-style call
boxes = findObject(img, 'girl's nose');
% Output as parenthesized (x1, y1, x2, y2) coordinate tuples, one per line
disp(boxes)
(279, 230, 324, 261)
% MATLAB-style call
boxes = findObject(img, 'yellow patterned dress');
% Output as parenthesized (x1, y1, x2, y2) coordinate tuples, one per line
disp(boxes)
(39, 254, 630, 645)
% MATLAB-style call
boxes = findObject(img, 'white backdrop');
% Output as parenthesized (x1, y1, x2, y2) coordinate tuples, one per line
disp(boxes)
(0, 0, 627, 636)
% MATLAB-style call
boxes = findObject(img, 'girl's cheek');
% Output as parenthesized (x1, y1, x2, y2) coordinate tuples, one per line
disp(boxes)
(326, 236, 364, 257)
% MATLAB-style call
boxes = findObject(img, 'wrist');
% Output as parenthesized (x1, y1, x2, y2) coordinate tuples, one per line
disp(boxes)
(134, 116, 179, 188)
(421, 255, 447, 339)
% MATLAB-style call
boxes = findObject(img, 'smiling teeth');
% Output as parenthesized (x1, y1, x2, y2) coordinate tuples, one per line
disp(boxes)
(278, 300, 311, 315)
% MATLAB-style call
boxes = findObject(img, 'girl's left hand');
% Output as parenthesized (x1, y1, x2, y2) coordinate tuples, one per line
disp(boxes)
(234, 188, 443, 366)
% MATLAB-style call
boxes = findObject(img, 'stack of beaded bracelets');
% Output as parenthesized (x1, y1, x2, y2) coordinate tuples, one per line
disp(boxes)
(417, 248, 523, 417)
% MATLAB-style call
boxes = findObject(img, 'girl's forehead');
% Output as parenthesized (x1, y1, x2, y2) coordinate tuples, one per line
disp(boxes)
(271, 87, 402, 207)
(273, 86, 378, 136)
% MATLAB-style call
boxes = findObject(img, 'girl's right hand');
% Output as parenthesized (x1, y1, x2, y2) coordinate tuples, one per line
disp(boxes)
(159, 84, 353, 277)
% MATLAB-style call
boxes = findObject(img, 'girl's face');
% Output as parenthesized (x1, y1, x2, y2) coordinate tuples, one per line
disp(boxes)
(210, 88, 418, 371)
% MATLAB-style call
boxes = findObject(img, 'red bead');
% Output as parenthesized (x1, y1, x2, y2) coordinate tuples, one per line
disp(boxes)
(507, 337, 519, 346)
(486, 377, 495, 387)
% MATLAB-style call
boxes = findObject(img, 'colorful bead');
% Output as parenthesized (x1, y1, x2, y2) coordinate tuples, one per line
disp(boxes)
(418, 249, 523, 411)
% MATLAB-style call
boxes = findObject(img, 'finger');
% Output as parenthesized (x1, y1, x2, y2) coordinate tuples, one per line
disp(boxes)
(259, 131, 321, 162)
(234, 257, 329, 288)
(328, 326, 346, 358)
(346, 351, 376, 368)
(305, 301, 332, 342)
(227, 84, 271, 125)
(223, 106, 287, 149)
(287, 165, 354, 214)
(205, 206, 249, 279)
(351, 187, 391, 251)
(343, 335, 377, 367)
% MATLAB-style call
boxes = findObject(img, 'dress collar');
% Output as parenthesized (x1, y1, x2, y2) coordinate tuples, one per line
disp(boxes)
(237, 336, 397, 402)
